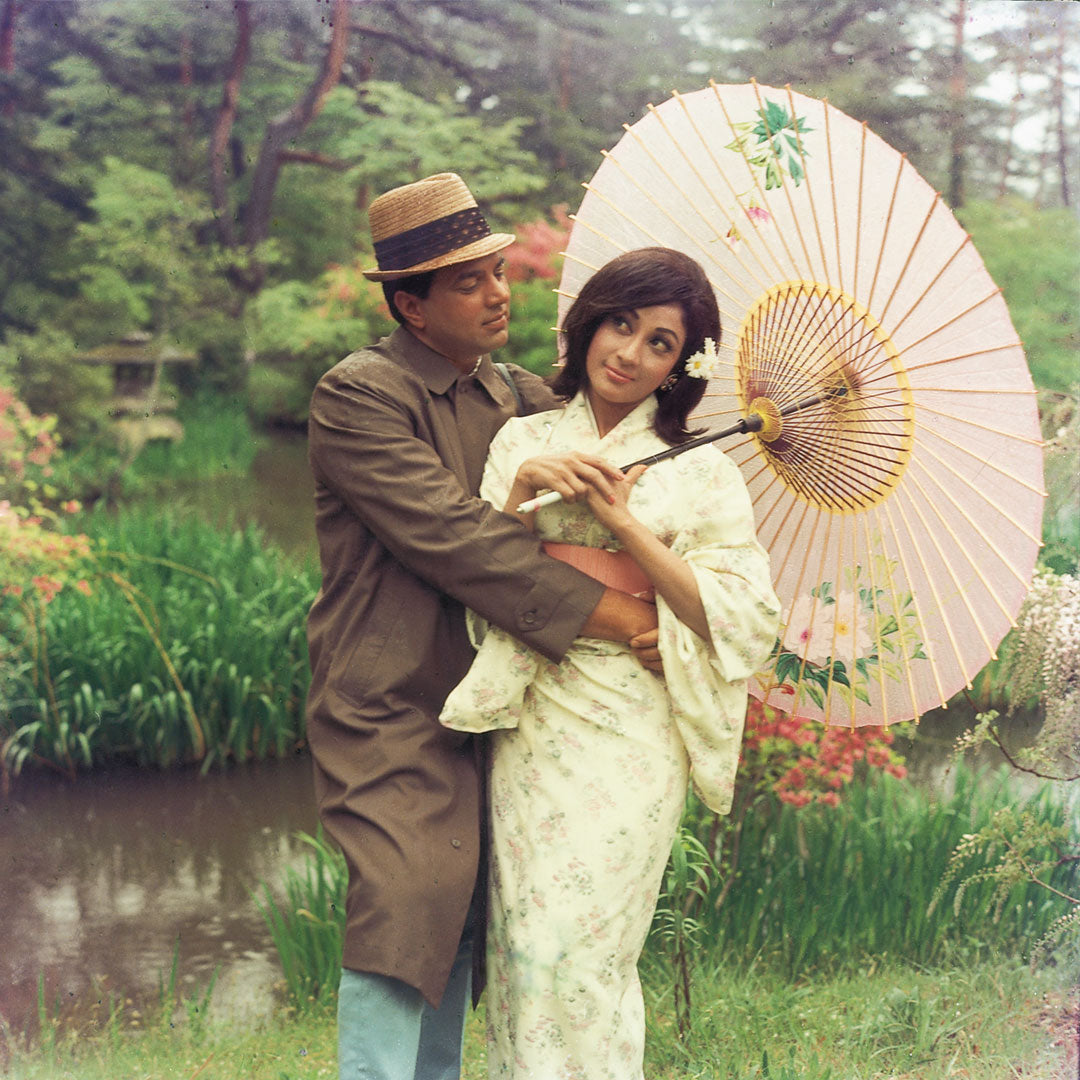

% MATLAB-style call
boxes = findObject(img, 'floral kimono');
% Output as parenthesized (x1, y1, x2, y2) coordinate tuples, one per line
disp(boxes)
(441, 392, 779, 1079)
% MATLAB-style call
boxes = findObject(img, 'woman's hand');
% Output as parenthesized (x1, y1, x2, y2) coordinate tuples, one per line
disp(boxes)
(584, 463, 648, 533)
(505, 453, 626, 523)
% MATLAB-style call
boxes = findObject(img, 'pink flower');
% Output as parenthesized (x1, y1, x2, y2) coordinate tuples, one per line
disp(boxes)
(745, 203, 772, 227)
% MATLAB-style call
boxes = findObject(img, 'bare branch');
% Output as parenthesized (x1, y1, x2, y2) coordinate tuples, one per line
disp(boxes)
(240, 0, 350, 258)
(349, 21, 475, 82)
(278, 149, 350, 170)
(208, 0, 251, 249)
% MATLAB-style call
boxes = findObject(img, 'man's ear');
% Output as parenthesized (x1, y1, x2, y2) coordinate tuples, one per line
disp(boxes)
(393, 290, 425, 330)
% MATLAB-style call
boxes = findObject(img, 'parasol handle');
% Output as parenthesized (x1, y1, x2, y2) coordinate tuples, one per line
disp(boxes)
(515, 388, 843, 514)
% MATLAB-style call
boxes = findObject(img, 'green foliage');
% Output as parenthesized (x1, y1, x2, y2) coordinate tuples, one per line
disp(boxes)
(930, 803, 1080, 967)
(246, 265, 395, 425)
(70, 157, 225, 339)
(254, 829, 347, 1013)
(658, 767, 1078, 978)
(126, 392, 263, 487)
(503, 278, 562, 377)
(1039, 391, 1080, 574)
(958, 199, 1080, 394)
(254, 764, 1076, 1022)
(336, 81, 547, 228)
(0, 327, 112, 443)
(653, 828, 715, 1041)
(5, 953, 1070, 1079)
(1, 508, 318, 776)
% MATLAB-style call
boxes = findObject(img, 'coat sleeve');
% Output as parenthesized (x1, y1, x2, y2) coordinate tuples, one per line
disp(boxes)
(308, 361, 603, 663)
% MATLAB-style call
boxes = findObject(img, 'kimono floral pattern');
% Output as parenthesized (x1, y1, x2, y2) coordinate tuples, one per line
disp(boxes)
(440, 393, 780, 1078)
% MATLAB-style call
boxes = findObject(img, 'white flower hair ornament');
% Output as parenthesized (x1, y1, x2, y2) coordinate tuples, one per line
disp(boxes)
(684, 337, 720, 380)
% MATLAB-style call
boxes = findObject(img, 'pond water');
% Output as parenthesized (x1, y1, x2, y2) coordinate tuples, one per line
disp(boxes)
(150, 427, 318, 562)
(1, 755, 319, 1041)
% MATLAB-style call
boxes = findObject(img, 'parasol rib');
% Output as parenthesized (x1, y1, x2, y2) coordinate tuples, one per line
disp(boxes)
(876, 500, 948, 709)
(864, 152, 908, 316)
(917, 422, 1046, 496)
(824, 100, 846, 295)
(896, 481, 1002, 660)
(785, 83, 832, 286)
(711, 83, 804, 279)
(749, 79, 819, 283)
(672, 89, 786, 288)
(907, 462, 1021, 619)
(886, 492, 972, 690)
(598, 141, 755, 306)
(910, 434, 1045, 545)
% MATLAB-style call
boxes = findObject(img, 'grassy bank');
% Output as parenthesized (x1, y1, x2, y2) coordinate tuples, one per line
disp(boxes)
(5, 956, 1075, 1079)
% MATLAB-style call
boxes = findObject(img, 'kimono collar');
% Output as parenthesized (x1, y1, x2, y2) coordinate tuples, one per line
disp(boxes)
(563, 391, 661, 454)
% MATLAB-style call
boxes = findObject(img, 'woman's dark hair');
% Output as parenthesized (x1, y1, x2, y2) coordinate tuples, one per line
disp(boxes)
(550, 247, 721, 446)
(383, 270, 436, 326)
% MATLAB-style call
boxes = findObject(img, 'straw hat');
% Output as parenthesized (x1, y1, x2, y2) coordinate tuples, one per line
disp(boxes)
(362, 173, 515, 281)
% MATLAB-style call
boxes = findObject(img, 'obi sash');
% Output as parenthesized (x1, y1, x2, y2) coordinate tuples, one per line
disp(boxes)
(542, 542, 655, 601)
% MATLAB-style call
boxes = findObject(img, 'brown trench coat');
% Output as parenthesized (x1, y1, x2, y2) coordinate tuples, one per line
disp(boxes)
(305, 327, 604, 1008)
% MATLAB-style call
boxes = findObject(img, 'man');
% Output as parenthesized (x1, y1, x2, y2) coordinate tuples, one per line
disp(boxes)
(305, 173, 659, 1079)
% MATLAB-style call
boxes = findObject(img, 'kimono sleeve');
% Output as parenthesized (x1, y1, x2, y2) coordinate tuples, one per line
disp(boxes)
(440, 416, 547, 732)
(655, 449, 781, 813)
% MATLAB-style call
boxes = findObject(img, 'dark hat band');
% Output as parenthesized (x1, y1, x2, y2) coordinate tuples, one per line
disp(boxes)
(374, 207, 492, 272)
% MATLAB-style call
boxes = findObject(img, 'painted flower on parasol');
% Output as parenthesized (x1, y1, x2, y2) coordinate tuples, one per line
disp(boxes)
(557, 81, 1044, 728)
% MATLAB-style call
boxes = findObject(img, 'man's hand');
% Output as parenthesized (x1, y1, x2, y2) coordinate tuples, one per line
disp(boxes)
(581, 587, 656, 642)
(581, 588, 664, 674)
(629, 627, 663, 674)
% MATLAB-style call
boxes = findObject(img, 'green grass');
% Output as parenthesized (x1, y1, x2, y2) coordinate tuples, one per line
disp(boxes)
(1, 507, 318, 775)
(125, 392, 264, 488)
(4, 955, 1073, 1079)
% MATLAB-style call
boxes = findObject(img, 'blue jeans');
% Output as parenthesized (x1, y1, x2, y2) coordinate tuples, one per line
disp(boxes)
(337, 932, 473, 1080)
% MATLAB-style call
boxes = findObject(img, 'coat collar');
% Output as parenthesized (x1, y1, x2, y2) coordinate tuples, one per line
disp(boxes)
(390, 325, 499, 396)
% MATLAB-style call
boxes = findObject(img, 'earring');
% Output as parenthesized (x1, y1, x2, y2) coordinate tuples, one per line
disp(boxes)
(660, 372, 679, 392)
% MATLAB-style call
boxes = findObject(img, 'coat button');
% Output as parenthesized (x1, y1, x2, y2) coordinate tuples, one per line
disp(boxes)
(451, 838, 462, 849)
(522, 609, 537, 626)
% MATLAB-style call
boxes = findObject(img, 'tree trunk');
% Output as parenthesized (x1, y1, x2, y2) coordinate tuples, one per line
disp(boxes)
(1052, 18, 1071, 208)
(1, 0, 16, 119)
(997, 50, 1027, 199)
(239, 0, 349, 272)
(176, 31, 195, 183)
(209, 0, 252, 249)
(947, 0, 966, 209)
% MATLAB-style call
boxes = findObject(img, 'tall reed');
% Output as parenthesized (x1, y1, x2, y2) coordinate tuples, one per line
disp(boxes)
(1, 508, 318, 775)
(255, 829, 347, 1011)
(663, 767, 1078, 976)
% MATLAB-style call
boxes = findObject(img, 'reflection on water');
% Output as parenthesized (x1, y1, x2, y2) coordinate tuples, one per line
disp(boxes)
(0, 755, 319, 1038)
(149, 428, 318, 561)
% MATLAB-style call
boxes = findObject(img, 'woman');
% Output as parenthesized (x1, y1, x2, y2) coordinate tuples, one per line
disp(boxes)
(441, 247, 780, 1078)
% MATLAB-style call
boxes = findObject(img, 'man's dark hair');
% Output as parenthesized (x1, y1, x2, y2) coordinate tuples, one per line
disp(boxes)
(383, 270, 437, 326)
(550, 247, 721, 446)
